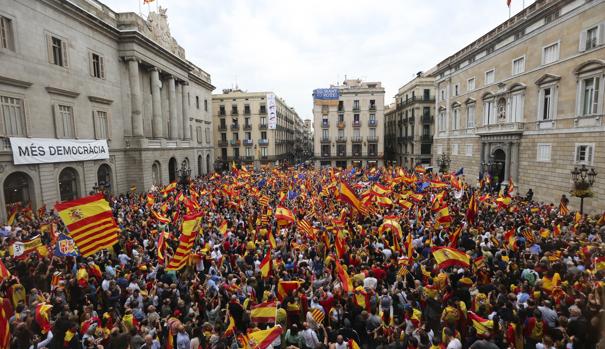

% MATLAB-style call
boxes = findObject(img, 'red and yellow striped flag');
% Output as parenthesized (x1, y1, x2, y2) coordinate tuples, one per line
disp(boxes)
(275, 206, 295, 226)
(250, 301, 277, 323)
(0, 259, 10, 283)
(468, 312, 493, 337)
(335, 259, 353, 293)
(55, 194, 119, 257)
(338, 181, 367, 215)
(247, 325, 282, 349)
(225, 316, 236, 337)
(166, 212, 201, 271)
(276, 280, 302, 301)
(0, 297, 11, 349)
(35, 303, 53, 334)
(259, 249, 271, 278)
(431, 246, 470, 270)
(259, 195, 270, 207)
(310, 307, 325, 325)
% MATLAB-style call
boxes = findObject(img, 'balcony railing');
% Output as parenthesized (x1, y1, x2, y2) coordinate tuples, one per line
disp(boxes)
(218, 140, 228, 147)
(321, 122, 329, 128)
(243, 108, 251, 115)
(231, 109, 238, 115)
(399, 95, 435, 108)
(219, 110, 226, 116)
(352, 120, 361, 127)
(421, 135, 432, 142)
(337, 121, 346, 129)
(258, 139, 269, 145)
(259, 107, 267, 114)
(230, 140, 240, 146)
(243, 139, 253, 146)
(230, 124, 240, 131)
(243, 156, 254, 161)
(351, 136, 363, 143)
(408, 116, 415, 124)
(369, 105, 376, 111)
(218, 125, 227, 131)
(368, 119, 377, 127)
(336, 136, 347, 143)
(243, 124, 252, 130)
(322, 153, 331, 158)
(352, 106, 360, 112)
(259, 124, 268, 130)
(367, 136, 379, 142)
(422, 114, 432, 124)
(320, 137, 331, 143)
(475, 122, 524, 134)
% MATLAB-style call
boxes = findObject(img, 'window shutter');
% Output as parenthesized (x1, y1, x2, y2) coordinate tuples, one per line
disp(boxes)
(99, 56, 105, 79)
(61, 39, 68, 67)
(579, 30, 587, 52)
(53, 104, 63, 138)
(88, 52, 94, 77)
(598, 23, 605, 46)
(588, 146, 594, 164)
(46, 34, 53, 64)
(106, 111, 112, 140)
(92, 111, 98, 139)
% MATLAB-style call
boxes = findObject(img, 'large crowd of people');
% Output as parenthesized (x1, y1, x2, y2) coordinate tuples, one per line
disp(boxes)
(1, 165, 604, 349)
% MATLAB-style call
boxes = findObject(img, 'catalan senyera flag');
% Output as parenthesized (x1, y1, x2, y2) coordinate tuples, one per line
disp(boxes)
(275, 206, 295, 226)
(335, 259, 353, 293)
(559, 200, 570, 215)
(247, 325, 282, 349)
(35, 303, 53, 334)
(250, 301, 277, 323)
(310, 307, 325, 325)
(259, 249, 271, 278)
(55, 194, 119, 257)
(473, 256, 485, 270)
(166, 212, 201, 271)
(468, 312, 494, 337)
(431, 246, 470, 270)
(259, 195, 270, 207)
(297, 220, 314, 237)
(276, 280, 302, 301)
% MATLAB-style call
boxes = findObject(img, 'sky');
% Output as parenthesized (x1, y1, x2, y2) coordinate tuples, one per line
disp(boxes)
(102, 0, 535, 120)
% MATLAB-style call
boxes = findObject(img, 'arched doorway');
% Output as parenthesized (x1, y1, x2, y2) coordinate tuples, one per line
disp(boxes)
(198, 155, 203, 176)
(492, 149, 506, 184)
(152, 161, 161, 186)
(4, 172, 33, 209)
(59, 167, 79, 202)
(97, 164, 112, 194)
(168, 157, 177, 182)
(206, 154, 211, 174)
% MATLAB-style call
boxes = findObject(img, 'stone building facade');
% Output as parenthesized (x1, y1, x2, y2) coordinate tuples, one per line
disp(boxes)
(313, 79, 385, 168)
(433, 0, 605, 212)
(0, 0, 214, 219)
(212, 89, 303, 170)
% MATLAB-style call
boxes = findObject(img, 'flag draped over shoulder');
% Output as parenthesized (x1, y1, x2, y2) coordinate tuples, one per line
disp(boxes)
(166, 212, 201, 271)
(250, 301, 277, 323)
(0, 297, 11, 349)
(431, 246, 470, 269)
(55, 194, 119, 257)
(0, 260, 10, 283)
(468, 312, 494, 337)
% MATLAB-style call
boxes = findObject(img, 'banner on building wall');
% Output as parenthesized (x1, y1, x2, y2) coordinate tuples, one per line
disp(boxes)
(313, 88, 340, 106)
(9, 137, 109, 165)
(267, 93, 277, 130)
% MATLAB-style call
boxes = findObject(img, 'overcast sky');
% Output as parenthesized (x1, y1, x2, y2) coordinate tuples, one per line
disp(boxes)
(102, 0, 534, 120)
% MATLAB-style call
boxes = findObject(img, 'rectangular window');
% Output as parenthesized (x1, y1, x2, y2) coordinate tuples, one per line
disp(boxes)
(353, 100, 360, 110)
(90, 53, 105, 79)
(245, 147, 253, 157)
(260, 116, 266, 125)
(219, 105, 225, 116)
(322, 145, 330, 156)
(423, 89, 430, 100)
(452, 144, 458, 155)
(510, 93, 524, 122)
(48, 35, 68, 67)
(231, 105, 238, 114)
(512, 56, 525, 75)
(467, 78, 475, 92)
(322, 129, 328, 138)
(575, 144, 594, 165)
(245, 132, 251, 140)
(56, 104, 74, 138)
(440, 89, 446, 101)
(542, 42, 560, 65)
(540, 87, 553, 120)
(93, 110, 108, 139)
(466, 104, 475, 128)
(353, 114, 360, 123)
(260, 147, 268, 156)
(353, 128, 360, 138)
(454, 84, 459, 96)
(221, 133, 227, 141)
(581, 76, 600, 116)
(369, 128, 376, 137)
(0, 95, 26, 136)
(205, 127, 210, 144)
(204, 99, 208, 111)
(485, 69, 495, 85)
(438, 111, 446, 131)
(483, 100, 494, 125)
(195, 96, 200, 109)
(580, 26, 599, 52)
(452, 108, 459, 130)
(196, 126, 202, 144)
(0, 16, 14, 51)
(232, 132, 238, 141)
(466, 144, 473, 157)
(537, 144, 551, 162)
(261, 131, 267, 140)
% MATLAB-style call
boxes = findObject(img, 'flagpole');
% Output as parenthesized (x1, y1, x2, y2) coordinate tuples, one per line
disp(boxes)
(138, 0, 142, 16)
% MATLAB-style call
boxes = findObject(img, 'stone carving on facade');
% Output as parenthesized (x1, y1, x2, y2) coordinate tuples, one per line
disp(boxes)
(146, 7, 186, 59)
(497, 97, 507, 121)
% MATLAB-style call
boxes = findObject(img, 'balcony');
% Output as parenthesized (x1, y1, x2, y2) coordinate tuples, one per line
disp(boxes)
(369, 105, 376, 111)
(259, 107, 267, 115)
(353, 106, 360, 112)
(320, 136, 331, 143)
(218, 125, 227, 131)
(259, 124, 268, 130)
(368, 119, 377, 127)
(322, 153, 331, 158)
(243, 108, 251, 115)
(219, 110, 226, 116)
(338, 152, 346, 157)
(243, 124, 252, 130)
(397, 136, 405, 143)
(367, 136, 379, 143)
(337, 121, 346, 129)
(368, 152, 378, 157)
(243, 156, 254, 161)
(422, 114, 432, 124)
(399, 95, 435, 108)
(258, 139, 269, 145)
(408, 116, 415, 124)
(218, 140, 228, 147)
(231, 109, 238, 116)
(352, 120, 361, 128)
(421, 135, 433, 143)
(230, 124, 240, 131)
(230, 140, 241, 146)
(243, 139, 253, 146)
(475, 122, 524, 135)
(336, 136, 347, 143)
(321, 121, 329, 128)
(351, 136, 363, 143)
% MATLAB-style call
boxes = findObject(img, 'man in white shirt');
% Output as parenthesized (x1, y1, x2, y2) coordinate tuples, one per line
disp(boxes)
(300, 322, 320, 349)
(445, 328, 462, 349)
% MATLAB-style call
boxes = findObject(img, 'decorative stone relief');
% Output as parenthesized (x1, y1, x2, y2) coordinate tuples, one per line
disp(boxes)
(0, 164, 5, 173)
(146, 7, 186, 59)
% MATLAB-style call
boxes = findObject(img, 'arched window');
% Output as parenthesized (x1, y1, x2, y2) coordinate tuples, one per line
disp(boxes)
(206, 154, 211, 175)
(4, 172, 32, 208)
(168, 157, 177, 183)
(97, 164, 112, 194)
(198, 155, 203, 176)
(59, 167, 79, 202)
(152, 161, 161, 186)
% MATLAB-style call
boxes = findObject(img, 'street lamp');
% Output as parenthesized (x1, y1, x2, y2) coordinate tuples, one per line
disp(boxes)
(437, 152, 451, 173)
(570, 164, 597, 214)
(176, 160, 191, 192)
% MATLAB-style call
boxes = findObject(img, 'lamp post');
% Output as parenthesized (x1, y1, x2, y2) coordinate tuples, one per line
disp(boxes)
(176, 160, 191, 193)
(570, 164, 597, 214)
(437, 152, 451, 173)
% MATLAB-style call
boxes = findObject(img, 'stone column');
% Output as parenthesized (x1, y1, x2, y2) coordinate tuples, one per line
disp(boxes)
(505, 141, 512, 181)
(480, 141, 486, 167)
(127, 58, 144, 137)
(511, 141, 520, 183)
(182, 82, 191, 140)
(167, 76, 178, 140)
(175, 82, 183, 140)
(150, 68, 163, 138)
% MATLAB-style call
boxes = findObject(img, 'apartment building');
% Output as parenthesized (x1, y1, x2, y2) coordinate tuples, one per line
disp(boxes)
(0, 0, 214, 219)
(433, 0, 605, 212)
(212, 89, 302, 169)
(386, 72, 436, 168)
(313, 79, 385, 168)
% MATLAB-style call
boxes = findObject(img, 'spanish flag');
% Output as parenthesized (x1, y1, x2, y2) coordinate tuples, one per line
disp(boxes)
(335, 259, 353, 293)
(247, 325, 282, 349)
(157, 231, 167, 265)
(161, 182, 177, 195)
(35, 303, 53, 334)
(435, 205, 452, 228)
(353, 286, 369, 311)
(55, 194, 119, 257)
(334, 231, 346, 259)
(379, 217, 403, 240)
(449, 226, 462, 248)
(276, 280, 302, 301)
(219, 220, 228, 236)
(0, 297, 11, 349)
(338, 181, 366, 215)
(275, 206, 295, 226)
(259, 249, 271, 278)
(466, 193, 478, 225)
(0, 260, 10, 283)
(431, 246, 470, 269)
(166, 212, 201, 271)
(468, 312, 493, 337)
(268, 230, 277, 249)
(594, 257, 605, 272)
(349, 339, 361, 349)
(6, 205, 19, 226)
(250, 301, 277, 323)
(225, 316, 236, 337)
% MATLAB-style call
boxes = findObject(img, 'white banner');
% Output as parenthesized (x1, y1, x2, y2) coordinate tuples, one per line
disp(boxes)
(267, 93, 277, 130)
(10, 137, 109, 165)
